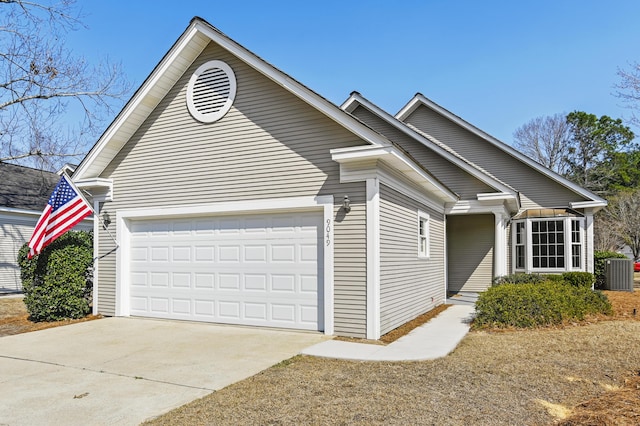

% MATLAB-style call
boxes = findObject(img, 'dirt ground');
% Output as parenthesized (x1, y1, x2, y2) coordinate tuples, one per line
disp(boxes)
(0, 297, 99, 336)
(3, 290, 640, 425)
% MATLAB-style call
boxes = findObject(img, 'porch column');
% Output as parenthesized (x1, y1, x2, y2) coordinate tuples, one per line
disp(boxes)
(493, 211, 508, 278)
(584, 209, 595, 273)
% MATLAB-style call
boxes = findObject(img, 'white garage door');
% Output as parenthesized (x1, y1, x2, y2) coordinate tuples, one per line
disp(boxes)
(128, 211, 323, 331)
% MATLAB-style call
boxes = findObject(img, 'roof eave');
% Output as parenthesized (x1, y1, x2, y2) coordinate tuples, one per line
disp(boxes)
(395, 93, 607, 206)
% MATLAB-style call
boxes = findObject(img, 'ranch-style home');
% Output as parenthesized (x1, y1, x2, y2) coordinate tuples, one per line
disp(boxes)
(72, 17, 606, 339)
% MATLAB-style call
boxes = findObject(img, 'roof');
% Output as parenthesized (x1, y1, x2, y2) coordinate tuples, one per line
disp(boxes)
(0, 162, 59, 211)
(396, 93, 607, 208)
(74, 17, 400, 182)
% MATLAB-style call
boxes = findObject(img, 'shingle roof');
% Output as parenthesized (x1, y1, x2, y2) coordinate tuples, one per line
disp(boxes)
(0, 163, 59, 211)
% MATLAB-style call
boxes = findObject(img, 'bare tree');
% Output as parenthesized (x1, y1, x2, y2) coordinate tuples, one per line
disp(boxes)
(615, 61, 640, 129)
(0, 0, 129, 170)
(593, 210, 623, 252)
(603, 189, 640, 260)
(512, 113, 570, 175)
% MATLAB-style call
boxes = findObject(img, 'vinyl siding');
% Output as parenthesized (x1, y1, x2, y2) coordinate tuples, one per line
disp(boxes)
(351, 106, 495, 199)
(0, 216, 33, 291)
(0, 215, 92, 292)
(379, 184, 445, 335)
(95, 42, 369, 337)
(447, 214, 493, 293)
(404, 106, 588, 209)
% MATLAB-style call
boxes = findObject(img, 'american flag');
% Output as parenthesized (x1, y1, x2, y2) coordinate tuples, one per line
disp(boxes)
(28, 175, 93, 259)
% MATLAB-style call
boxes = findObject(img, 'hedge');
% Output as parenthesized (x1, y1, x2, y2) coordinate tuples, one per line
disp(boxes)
(17, 231, 93, 322)
(473, 280, 611, 329)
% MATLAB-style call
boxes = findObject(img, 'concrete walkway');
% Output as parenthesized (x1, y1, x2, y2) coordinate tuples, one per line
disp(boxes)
(302, 304, 476, 361)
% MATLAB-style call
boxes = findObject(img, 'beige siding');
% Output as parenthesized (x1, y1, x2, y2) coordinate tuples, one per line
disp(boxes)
(351, 106, 495, 199)
(404, 106, 588, 209)
(447, 215, 493, 292)
(96, 42, 369, 337)
(0, 215, 92, 292)
(379, 184, 445, 335)
(0, 217, 33, 291)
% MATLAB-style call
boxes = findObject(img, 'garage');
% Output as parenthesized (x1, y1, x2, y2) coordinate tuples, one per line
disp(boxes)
(126, 211, 324, 331)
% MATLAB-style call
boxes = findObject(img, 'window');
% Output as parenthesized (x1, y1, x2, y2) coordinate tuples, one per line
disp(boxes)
(418, 212, 429, 258)
(515, 221, 525, 269)
(571, 219, 582, 268)
(512, 214, 584, 272)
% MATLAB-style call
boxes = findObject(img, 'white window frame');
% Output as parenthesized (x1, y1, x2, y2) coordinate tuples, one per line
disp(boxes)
(512, 217, 585, 273)
(417, 211, 430, 259)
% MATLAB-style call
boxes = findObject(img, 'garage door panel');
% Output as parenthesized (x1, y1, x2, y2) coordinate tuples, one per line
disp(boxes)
(128, 212, 323, 331)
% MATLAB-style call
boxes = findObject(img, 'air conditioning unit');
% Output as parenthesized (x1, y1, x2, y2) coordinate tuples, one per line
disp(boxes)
(604, 258, 634, 291)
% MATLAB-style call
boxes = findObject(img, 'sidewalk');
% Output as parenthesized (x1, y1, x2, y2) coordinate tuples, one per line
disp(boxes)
(302, 304, 475, 361)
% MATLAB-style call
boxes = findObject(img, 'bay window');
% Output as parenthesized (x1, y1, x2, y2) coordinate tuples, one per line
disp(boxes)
(512, 210, 585, 273)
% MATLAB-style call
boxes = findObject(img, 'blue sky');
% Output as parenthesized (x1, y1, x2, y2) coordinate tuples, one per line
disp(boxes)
(67, 1, 640, 144)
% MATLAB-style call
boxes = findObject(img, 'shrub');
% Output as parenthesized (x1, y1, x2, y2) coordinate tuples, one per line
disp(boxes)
(493, 273, 547, 285)
(17, 231, 93, 322)
(594, 251, 627, 289)
(561, 272, 595, 288)
(473, 281, 611, 329)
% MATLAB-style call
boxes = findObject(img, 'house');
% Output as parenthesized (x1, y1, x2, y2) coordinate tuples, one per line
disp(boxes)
(0, 163, 92, 292)
(72, 17, 606, 339)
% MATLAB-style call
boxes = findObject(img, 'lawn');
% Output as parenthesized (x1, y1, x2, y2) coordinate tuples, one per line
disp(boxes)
(2, 291, 640, 425)
(139, 290, 640, 426)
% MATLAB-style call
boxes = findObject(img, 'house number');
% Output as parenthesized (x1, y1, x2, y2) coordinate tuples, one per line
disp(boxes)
(326, 219, 331, 246)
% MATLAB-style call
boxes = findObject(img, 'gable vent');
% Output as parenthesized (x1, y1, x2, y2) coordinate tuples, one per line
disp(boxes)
(187, 60, 237, 123)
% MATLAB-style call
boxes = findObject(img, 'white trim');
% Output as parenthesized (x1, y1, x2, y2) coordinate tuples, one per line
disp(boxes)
(493, 212, 508, 278)
(512, 216, 586, 274)
(417, 210, 430, 259)
(186, 60, 236, 123)
(342, 92, 519, 203)
(114, 195, 335, 334)
(92, 200, 100, 316)
(396, 93, 607, 206)
(0, 207, 43, 217)
(378, 167, 445, 213)
(75, 178, 113, 202)
(443, 215, 448, 303)
(74, 18, 396, 181)
(584, 210, 595, 274)
(331, 144, 457, 203)
(570, 200, 608, 210)
(446, 200, 510, 216)
(366, 178, 380, 340)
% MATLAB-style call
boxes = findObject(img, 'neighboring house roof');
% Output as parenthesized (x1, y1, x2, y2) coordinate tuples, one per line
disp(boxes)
(0, 162, 59, 211)
(396, 93, 607, 209)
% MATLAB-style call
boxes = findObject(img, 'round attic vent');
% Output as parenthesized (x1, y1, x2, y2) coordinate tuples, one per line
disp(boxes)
(186, 60, 236, 123)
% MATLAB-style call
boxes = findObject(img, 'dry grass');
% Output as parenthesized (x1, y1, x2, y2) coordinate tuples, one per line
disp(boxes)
(3, 291, 640, 425)
(142, 290, 640, 426)
(0, 296, 100, 336)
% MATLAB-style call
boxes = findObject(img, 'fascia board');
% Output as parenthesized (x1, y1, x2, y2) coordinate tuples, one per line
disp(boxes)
(331, 145, 457, 202)
(570, 200, 608, 209)
(76, 18, 394, 181)
(74, 24, 207, 180)
(193, 21, 393, 148)
(398, 93, 607, 205)
(344, 92, 517, 198)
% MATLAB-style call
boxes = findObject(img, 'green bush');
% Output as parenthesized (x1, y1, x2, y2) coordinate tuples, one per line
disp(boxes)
(18, 231, 93, 322)
(561, 272, 595, 288)
(493, 273, 547, 285)
(594, 251, 627, 289)
(473, 281, 611, 329)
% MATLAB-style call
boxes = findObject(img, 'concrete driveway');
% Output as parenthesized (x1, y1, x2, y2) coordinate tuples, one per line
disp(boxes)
(0, 317, 328, 425)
